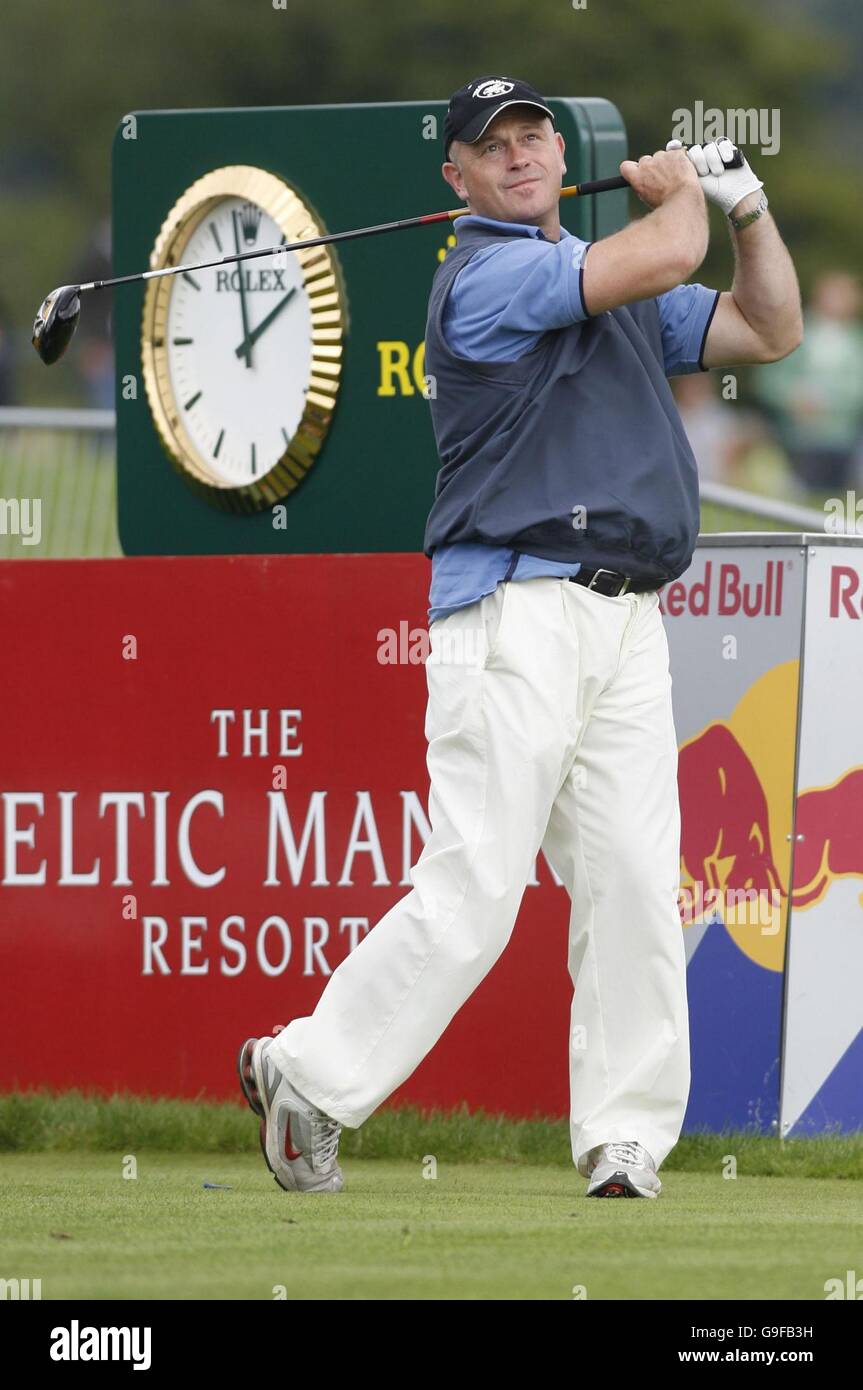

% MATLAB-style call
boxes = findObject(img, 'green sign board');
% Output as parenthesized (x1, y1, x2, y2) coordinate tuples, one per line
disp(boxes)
(112, 98, 628, 556)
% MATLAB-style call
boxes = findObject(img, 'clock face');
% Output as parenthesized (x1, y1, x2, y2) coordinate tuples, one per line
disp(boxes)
(142, 166, 345, 512)
(167, 199, 312, 488)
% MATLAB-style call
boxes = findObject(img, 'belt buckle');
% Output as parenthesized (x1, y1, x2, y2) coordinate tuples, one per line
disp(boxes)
(587, 567, 630, 596)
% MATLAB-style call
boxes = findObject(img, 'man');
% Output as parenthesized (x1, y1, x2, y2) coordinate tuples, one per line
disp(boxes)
(238, 77, 802, 1198)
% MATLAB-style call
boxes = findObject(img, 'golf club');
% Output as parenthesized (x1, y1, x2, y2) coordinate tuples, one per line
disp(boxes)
(32, 147, 743, 366)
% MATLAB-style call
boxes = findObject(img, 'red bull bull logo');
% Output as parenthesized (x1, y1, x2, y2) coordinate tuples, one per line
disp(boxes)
(791, 770, 863, 908)
(678, 723, 784, 937)
(677, 661, 863, 968)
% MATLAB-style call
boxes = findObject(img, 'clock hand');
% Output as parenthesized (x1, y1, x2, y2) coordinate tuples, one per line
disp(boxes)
(232, 210, 254, 369)
(234, 286, 297, 359)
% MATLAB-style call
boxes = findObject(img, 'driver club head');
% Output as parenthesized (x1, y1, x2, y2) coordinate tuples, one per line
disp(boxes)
(32, 284, 81, 365)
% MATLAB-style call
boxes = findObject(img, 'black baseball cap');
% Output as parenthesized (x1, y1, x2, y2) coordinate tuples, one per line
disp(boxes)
(443, 76, 556, 162)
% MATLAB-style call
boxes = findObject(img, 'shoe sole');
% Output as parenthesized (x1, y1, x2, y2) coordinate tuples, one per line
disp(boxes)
(237, 1037, 280, 1180)
(587, 1170, 659, 1199)
(237, 1037, 265, 1119)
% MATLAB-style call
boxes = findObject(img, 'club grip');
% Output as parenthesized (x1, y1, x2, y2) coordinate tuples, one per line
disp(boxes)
(579, 143, 744, 197)
(577, 175, 629, 195)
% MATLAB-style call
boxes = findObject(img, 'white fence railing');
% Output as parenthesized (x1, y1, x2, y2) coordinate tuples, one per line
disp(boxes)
(0, 407, 120, 558)
(699, 479, 834, 532)
(0, 407, 851, 559)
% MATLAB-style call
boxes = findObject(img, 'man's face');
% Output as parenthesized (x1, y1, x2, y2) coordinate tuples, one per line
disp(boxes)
(443, 109, 566, 224)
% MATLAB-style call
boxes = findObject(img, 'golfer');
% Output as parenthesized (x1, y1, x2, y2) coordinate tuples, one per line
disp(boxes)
(239, 76, 802, 1197)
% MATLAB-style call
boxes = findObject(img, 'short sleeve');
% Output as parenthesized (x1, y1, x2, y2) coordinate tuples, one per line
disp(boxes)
(655, 283, 721, 377)
(442, 235, 593, 362)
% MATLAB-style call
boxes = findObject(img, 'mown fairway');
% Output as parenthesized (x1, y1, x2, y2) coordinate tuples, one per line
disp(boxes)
(2, 1152, 861, 1300)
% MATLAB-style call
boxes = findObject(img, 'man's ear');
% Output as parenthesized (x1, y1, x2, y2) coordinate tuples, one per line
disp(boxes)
(442, 162, 468, 203)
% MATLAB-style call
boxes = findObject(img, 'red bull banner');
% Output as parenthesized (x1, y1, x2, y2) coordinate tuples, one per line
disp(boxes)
(1, 539, 861, 1133)
(665, 535, 863, 1137)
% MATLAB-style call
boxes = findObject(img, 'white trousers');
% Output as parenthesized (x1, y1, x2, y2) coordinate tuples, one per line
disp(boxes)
(270, 576, 691, 1174)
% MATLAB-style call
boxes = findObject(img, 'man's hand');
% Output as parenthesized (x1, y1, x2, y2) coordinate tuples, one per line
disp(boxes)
(580, 148, 708, 316)
(667, 138, 763, 218)
(619, 146, 701, 209)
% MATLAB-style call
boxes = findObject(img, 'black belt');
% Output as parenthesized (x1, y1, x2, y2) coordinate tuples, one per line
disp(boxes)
(568, 566, 656, 598)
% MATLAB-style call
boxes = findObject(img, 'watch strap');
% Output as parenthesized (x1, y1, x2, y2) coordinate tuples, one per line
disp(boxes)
(729, 191, 769, 231)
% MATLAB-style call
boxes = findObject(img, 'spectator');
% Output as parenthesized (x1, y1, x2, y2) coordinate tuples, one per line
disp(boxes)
(751, 270, 863, 493)
(672, 371, 762, 486)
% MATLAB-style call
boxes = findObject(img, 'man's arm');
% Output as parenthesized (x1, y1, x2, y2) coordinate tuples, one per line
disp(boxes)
(701, 197, 803, 366)
(667, 139, 803, 367)
(580, 148, 709, 315)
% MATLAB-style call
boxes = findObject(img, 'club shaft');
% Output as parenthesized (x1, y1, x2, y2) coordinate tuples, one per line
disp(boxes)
(76, 176, 629, 295)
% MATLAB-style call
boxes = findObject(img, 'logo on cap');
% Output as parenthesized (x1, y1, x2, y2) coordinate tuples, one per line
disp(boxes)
(473, 79, 515, 100)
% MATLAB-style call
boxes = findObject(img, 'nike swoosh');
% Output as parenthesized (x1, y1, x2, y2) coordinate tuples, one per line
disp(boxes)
(283, 1113, 303, 1161)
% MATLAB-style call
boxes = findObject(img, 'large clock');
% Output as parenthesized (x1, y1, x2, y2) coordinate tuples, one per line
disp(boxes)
(141, 165, 347, 513)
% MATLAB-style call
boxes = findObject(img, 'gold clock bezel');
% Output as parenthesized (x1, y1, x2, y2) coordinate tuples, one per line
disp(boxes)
(141, 165, 347, 514)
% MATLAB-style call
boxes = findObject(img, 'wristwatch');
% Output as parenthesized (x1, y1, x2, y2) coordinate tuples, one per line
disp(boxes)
(729, 191, 769, 231)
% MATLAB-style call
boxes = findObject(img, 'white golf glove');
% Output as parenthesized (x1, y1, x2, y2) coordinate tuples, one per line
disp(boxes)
(666, 137, 763, 217)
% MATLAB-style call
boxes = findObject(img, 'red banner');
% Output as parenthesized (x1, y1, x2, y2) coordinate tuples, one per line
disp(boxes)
(0, 556, 570, 1117)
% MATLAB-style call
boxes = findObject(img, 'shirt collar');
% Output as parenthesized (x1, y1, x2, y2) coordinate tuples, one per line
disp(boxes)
(453, 213, 572, 243)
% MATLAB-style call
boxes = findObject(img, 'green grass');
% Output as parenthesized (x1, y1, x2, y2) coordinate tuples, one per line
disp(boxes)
(0, 430, 120, 559)
(2, 1096, 861, 1299)
(1, 1153, 861, 1301)
(701, 501, 791, 533)
(3, 1090, 863, 1178)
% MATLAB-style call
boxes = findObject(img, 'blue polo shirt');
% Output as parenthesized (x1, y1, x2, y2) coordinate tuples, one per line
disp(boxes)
(427, 213, 719, 624)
